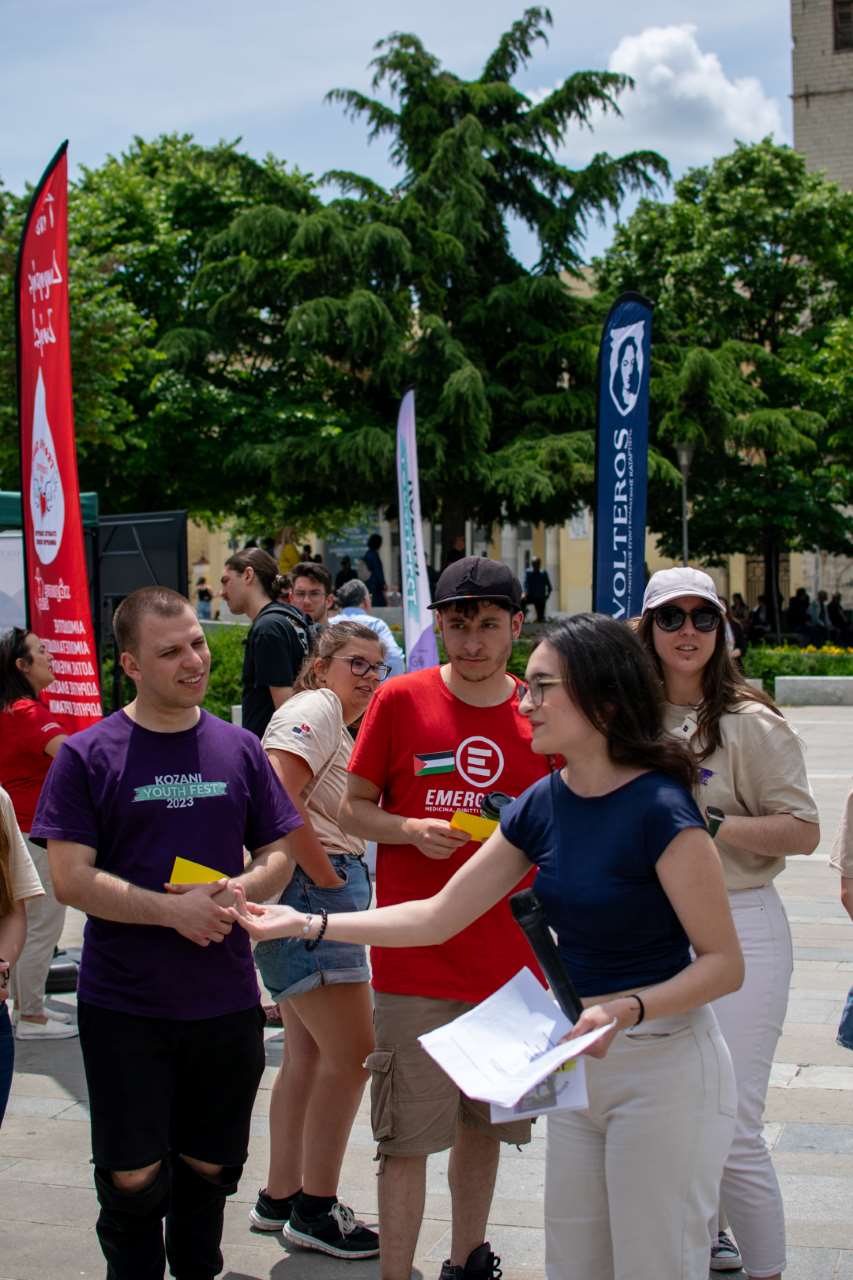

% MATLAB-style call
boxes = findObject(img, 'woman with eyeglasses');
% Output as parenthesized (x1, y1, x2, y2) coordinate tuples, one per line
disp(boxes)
(0, 628, 76, 1041)
(637, 567, 820, 1280)
(248, 621, 387, 1259)
(226, 613, 744, 1280)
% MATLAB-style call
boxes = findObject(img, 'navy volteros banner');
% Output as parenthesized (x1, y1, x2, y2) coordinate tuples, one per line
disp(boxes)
(592, 292, 653, 620)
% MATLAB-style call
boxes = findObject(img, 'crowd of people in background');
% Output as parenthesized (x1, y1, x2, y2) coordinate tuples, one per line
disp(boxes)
(196, 530, 853, 653)
(2, 548, 850, 1280)
(195, 530, 564, 624)
(739, 587, 852, 647)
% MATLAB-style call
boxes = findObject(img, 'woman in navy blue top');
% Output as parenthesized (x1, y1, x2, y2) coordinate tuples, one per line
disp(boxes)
(229, 614, 744, 1280)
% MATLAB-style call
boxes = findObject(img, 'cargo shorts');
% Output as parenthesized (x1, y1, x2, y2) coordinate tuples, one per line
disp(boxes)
(365, 990, 532, 1161)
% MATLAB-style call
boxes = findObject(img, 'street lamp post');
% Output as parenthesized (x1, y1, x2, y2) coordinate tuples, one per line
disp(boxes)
(675, 442, 695, 567)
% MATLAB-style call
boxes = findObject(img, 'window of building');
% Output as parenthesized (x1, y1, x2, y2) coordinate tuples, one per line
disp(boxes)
(835, 0, 853, 51)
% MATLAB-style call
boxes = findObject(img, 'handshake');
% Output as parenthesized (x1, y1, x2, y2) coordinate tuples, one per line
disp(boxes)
(162, 878, 300, 947)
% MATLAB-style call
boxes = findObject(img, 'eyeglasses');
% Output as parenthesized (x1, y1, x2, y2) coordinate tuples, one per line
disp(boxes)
(519, 676, 562, 708)
(334, 655, 392, 681)
(653, 605, 721, 634)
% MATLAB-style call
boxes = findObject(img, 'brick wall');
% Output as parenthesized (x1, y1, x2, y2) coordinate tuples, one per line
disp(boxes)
(791, 0, 853, 190)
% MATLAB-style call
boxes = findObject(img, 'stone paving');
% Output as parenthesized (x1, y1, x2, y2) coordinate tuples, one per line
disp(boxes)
(2, 705, 853, 1278)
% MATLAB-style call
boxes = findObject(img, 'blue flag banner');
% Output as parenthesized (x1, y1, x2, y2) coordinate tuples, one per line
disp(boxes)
(592, 292, 653, 620)
(395, 389, 439, 671)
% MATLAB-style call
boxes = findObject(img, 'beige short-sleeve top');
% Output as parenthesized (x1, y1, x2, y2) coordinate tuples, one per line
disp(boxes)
(664, 700, 819, 890)
(830, 786, 853, 878)
(262, 689, 366, 857)
(0, 786, 44, 902)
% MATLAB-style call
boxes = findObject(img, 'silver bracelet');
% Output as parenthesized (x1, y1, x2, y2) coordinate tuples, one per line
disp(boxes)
(300, 914, 314, 938)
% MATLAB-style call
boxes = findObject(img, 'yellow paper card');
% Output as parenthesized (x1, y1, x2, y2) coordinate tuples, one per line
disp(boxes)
(449, 811, 498, 843)
(169, 856, 226, 885)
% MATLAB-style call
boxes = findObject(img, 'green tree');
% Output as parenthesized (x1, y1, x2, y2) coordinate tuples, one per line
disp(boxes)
(3, 11, 668, 540)
(0, 177, 150, 492)
(597, 139, 853, 620)
(181, 6, 668, 546)
(0, 135, 315, 519)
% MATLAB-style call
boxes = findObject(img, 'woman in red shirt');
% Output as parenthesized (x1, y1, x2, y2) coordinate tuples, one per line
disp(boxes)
(0, 629, 75, 1039)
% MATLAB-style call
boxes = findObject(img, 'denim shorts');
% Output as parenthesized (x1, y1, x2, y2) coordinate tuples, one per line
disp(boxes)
(837, 984, 853, 1050)
(254, 853, 371, 1002)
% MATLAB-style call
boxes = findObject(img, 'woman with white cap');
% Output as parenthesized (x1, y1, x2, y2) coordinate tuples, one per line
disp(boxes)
(638, 567, 820, 1280)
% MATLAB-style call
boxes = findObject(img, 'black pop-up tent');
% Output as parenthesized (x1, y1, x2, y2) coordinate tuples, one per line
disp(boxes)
(0, 493, 188, 659)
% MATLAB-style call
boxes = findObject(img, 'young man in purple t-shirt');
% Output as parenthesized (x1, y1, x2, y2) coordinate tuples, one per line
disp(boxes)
(32, 587, 304, 1280)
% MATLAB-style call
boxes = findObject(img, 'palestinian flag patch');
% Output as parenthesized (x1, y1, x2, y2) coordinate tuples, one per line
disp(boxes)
(413, 749, 455, 777)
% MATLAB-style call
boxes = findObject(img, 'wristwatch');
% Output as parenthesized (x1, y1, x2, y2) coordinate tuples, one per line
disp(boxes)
(706, 806, 726, 838)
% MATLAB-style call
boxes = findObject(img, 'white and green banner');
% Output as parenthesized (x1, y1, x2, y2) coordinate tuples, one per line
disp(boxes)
(396, 388, 438, 671)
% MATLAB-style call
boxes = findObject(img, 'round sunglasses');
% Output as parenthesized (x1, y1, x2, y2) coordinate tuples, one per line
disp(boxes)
(653, 604, 721, 633)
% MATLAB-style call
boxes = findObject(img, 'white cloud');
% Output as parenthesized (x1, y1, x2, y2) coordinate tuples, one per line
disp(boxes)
(551, 24, 788, 175)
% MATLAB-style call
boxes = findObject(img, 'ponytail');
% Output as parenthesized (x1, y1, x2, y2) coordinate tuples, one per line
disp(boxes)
(224, 548, 285, 601)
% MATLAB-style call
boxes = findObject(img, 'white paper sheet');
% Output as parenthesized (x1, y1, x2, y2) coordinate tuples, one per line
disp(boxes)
(418, 967, 614, 1108)
(489, 1057, 587, 1122)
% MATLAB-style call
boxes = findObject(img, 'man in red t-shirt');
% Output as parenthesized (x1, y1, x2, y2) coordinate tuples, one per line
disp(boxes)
(343, 557, 549, 1280)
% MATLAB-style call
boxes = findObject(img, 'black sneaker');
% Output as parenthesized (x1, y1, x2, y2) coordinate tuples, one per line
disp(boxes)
(710, 1230, 743, 1272)
(283, 1200, 380, 1259)
(439, 1242, 502, 1279)
(249, 1187, 298, 1231)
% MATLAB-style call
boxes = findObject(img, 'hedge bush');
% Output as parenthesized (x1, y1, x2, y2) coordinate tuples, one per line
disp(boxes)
(203, 624, 249, 720)
(199, 626, 537, 716)
(101, 627, 853, 718)
(744, 644, 853, 694)
(100, 623, 248, 720)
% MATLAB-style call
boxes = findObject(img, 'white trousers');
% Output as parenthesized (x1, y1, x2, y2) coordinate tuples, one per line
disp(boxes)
(10, 838, 65, 1018)
(714, 883, 792, 1278)
(545, 1003, 736, 1280)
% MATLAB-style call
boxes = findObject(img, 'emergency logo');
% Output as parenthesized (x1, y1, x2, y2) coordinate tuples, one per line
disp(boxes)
(455, 736, 504, 789)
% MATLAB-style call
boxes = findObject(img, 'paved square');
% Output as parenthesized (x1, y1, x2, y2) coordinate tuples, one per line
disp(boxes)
(2, 705, 853, 1278)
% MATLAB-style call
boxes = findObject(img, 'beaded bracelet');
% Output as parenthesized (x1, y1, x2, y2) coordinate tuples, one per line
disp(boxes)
(304, 907, 329, 952)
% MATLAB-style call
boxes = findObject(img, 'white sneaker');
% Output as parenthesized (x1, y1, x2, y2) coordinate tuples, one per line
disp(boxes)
(710, 1230, 743, 1271)
(15, 1017, 78, 1040)
(44, 1006, 74, 1023)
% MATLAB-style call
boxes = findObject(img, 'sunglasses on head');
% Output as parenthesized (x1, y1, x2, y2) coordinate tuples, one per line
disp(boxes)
(653, 604, 721, 633)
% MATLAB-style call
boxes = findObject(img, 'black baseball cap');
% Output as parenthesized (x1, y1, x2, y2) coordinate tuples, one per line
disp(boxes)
(429, 556, 523, 611)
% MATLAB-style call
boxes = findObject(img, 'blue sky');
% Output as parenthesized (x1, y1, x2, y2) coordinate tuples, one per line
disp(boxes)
(1, 1, 793, 260)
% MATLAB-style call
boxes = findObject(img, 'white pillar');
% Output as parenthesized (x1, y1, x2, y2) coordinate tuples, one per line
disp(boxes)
(545, 525, 560, 613)
(500, 522, 518, 570)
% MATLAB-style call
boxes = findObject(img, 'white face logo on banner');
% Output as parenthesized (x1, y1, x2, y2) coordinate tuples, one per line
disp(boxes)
(29, 368, 65, 566)
(608, 320, 645, 419)
(455, 736, 505, 789)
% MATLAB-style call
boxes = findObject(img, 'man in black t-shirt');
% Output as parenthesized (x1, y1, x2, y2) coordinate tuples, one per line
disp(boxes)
(220, 549, 306, 738)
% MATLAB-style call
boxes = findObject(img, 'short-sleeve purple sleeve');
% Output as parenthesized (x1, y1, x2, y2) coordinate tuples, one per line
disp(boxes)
(243, 735, 303, 851)
(31, 742, 99, 848)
